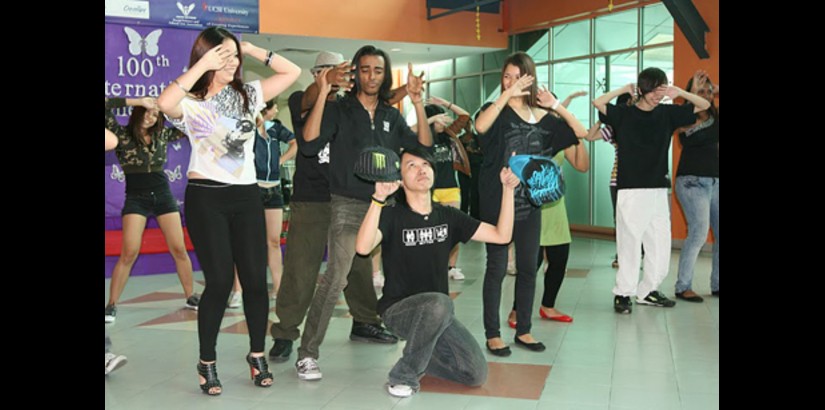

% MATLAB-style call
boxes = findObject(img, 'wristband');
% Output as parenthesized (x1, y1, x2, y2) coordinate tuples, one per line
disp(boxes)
(371, 195, 386, 207)
(551, 100, 560, 110)
(264, 50, 274, 67)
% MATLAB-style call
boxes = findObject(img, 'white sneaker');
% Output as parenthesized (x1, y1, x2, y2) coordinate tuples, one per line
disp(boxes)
(295, 357, 322, 381)
(105, 352, 128, 375)
(373, 271, 385, 288)
(448, 267, 465, 280)
(227, 291, 242, 308)
(387, 384, 415, 398)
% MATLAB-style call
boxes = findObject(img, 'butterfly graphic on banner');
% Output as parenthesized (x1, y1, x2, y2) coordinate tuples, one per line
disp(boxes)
(171, 141, 182, 151)
(177, 2, 194, 17)
(124, 27, 162, 57)
(164, 165, 183, 182)
(110, 165, 125, 183)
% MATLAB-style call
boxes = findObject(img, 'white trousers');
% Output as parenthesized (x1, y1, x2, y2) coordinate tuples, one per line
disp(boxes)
(613, 188, 671, 298)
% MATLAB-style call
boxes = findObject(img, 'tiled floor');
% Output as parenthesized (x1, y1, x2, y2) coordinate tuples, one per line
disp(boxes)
(105, 237, 719, 409)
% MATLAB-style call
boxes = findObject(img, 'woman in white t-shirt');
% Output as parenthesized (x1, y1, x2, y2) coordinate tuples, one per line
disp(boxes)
(158, 26, 300, 396)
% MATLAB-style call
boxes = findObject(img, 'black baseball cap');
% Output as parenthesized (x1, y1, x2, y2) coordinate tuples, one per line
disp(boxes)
(353, 146, 401, 182)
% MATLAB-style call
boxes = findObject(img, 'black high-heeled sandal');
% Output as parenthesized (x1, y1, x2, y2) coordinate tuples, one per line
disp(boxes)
(197, 361, 222, 395)
(246, 354, 273, 387)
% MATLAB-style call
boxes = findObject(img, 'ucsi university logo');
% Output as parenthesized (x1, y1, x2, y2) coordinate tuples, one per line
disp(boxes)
(177, 2, 195, 17)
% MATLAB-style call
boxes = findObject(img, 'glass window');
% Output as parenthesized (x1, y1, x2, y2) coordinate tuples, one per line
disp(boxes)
(643, 3, 674, 46)
(552, 59, 590, 122)
(552, 20, 590, 60)
(455, 77, 481, 117)
(456, 54, 482, 76)
(535, 64, 549, 91)
(483, 73, 501, 103)
(483, 49, 510, 71)
(595, 9, 638, 53)
(428, 59, 453, 81)
(428, 80, 453, 104)
(642, 46, 673, 82)
(517, 30, 549, 63)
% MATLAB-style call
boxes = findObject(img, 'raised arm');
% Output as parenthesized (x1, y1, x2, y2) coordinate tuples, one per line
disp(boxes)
(406, 63, 432, 147)
(666, 79, 711, 113)
(584, 120, 603, 142)
(593, 83, 635, 115)
(475, 74, 533, 134)
(158, 43, 232, 119)
(561, 90, 587, 109)
(470, 166, 519, 244)
(536, 88, 588, 138)
(302, 67, 333, 143)
(241, 42, 301, 102)
(428, 96, 470, 117)
(301, 61, 353, 113)
(280, 140, 298, 165)
(105, 128, 118, 151)
(355, 181, 401, 255)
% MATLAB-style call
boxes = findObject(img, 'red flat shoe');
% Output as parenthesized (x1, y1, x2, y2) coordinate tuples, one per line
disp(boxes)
(539, 308, 573, 323)
(508, 319, 517, 329)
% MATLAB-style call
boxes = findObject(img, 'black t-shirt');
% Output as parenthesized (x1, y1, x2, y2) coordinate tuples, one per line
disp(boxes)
(476, 103, 578, 223)
(288, 91, 331, 202)
(600, 103, 696, 189)
(676, 117, 719, 178)
(432, 132, 458, 190)
(376, 202, 481, 315)
(300, 94, 425, 202)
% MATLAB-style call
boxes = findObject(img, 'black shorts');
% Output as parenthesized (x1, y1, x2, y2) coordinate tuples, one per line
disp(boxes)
(121, 186, 180, 217)
(259, 185, 284, 210)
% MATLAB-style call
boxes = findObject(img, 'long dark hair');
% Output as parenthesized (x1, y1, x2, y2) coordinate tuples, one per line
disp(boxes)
(394, 147, 436, 208)
(126, 106, 162, 145)
(685, 76, 719, 121)
(501, 52, 538, 107)
(188, 27, 250, 114)
(349, 45, 393, 103)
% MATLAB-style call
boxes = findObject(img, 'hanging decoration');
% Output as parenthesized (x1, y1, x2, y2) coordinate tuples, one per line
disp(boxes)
(476, 4, 481, 40)
(608, 0, 614, 12)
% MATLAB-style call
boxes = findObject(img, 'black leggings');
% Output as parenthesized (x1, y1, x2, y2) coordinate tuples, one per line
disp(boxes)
(483, 208, 540, 339)
(185, 181, 268, 361)
(512, 244, 570, 311)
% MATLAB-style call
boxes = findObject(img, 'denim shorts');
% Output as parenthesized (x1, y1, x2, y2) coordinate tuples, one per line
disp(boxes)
(121, 187, 180, 217)
(259, 185, 284, 210)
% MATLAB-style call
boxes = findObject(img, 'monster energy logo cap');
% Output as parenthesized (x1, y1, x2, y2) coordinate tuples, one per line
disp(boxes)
(353, 146, 401, 182)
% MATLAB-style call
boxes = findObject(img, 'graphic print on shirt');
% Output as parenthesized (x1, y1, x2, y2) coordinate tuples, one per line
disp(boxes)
(184, 102, 255, 177)
(318, 142, 331, 164)
(433, 142, 453, 164)
(402, 224, 449, 246)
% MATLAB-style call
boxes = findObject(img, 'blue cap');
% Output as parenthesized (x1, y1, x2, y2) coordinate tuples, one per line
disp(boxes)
(508, 154, 565, 206)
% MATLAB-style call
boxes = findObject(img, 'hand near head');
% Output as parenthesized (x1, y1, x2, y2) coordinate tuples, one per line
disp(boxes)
(138, 97, 158, 110)
(536, 87, 559, 109)
(374, 181, 401, 201)
(199, 43, 232, 71)
(663, 85, 681, 100)
(432, 113, 452, 128)
(500, 166, 520, 190)
(505, 75, 534, 99)
(325, 61, 354, 92)
(315, 67, 333, 95)
(691, 69, 709, 93)
(406, 63, 426, 103)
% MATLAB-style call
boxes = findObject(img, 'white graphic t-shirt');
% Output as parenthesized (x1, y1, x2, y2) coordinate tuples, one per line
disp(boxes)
(169, 80, 264, 184)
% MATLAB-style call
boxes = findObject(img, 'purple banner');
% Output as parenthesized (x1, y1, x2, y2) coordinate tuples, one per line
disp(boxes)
(105, 0, 259, 33)
(105, 24, 200, 232)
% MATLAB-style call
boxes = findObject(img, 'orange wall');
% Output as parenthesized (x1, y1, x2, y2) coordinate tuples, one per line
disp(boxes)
(259, 0, 508, 48)
(671, 0, 718, 242)
(509, 0, 718, 241)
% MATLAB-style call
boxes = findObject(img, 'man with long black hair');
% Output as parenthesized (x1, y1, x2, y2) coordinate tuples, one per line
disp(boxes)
(293, 45, 431, 381)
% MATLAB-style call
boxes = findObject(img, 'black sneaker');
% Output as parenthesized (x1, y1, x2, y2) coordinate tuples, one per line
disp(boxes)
(269, 338, 293, 363)
(350, 321, 399, 344)
(105, 304, 117, 323)
(637, 290, 676, 307)
(184, 294, 200, 310)
(614, 296, 632, 314)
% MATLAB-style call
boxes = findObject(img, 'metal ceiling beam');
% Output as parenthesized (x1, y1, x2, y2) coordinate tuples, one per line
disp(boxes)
(660, 0, 710, 59)
(427, 0, 501, 21)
